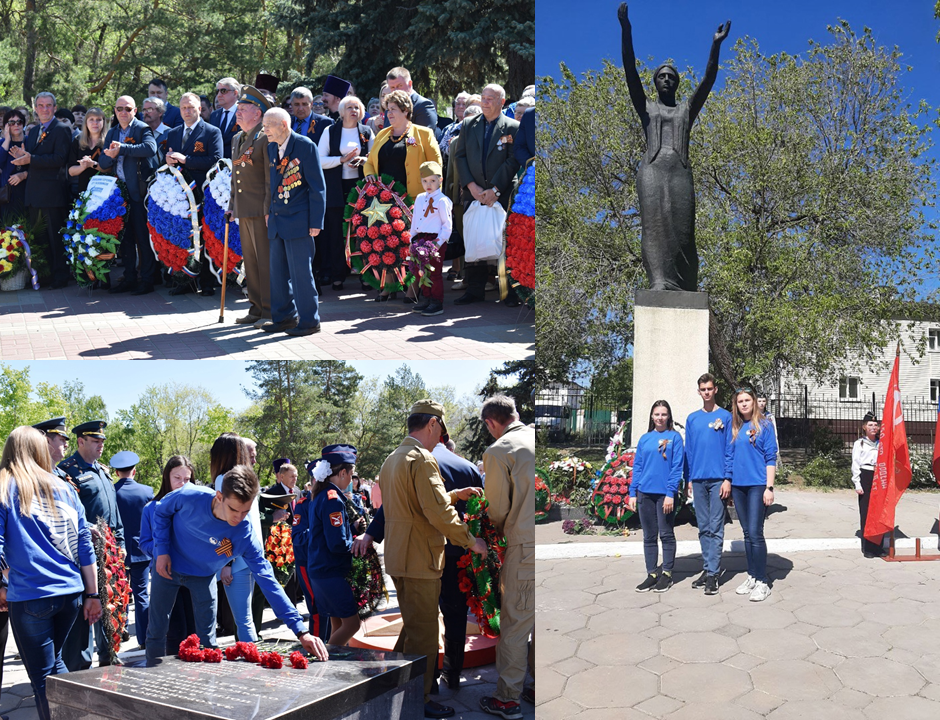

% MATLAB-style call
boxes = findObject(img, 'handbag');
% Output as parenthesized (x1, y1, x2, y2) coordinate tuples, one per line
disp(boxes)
(462, 200, 505, 262)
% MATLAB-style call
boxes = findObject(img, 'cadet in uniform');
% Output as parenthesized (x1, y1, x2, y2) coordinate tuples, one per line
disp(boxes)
(59, 420, 125, 671)
(112, 450, 154, 650)
(291, 460, 331, 643)
(31, 417, 70, 480)
(303, 445, 361, 646)
(378, 400, 486, 720)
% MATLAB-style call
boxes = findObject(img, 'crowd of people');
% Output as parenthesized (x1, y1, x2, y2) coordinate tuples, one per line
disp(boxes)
(0, 395, 534, 720)
(0, 68, 536, 335)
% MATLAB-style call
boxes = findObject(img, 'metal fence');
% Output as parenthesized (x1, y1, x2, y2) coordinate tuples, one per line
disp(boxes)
(535, 389, 631, 447)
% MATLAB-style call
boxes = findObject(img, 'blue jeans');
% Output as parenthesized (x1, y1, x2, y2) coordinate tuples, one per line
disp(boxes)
(270, 234, 320, 328)
(8, 592, 82, 720)
(146, 569, 218, 663)
(732, 484, 768, 582)
(128, 561, 150, 647)
(693, 479, 726, 575)
(637, 491, 676, 574)
(221, 566, 258, 642)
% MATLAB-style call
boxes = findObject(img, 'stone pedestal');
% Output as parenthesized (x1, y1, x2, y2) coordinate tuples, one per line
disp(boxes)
(631, 290, 710, 448)
(48, 644, 425, 720)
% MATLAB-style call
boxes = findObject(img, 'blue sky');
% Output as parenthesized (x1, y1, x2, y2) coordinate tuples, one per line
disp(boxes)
(5, 360, 506, 414)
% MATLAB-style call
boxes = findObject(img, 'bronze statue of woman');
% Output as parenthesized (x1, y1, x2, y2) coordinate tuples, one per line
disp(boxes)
(619, 3, 730, 291)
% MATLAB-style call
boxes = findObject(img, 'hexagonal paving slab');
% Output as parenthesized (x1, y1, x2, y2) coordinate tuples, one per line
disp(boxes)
(577, 632, 659, 666)
(793, 603, 864, 628)
(660, 607, 730, 632)
(766, 699, 865, 719)
(660, 631, 739, 663)
(862, 695, 940, 720)
(565, 664, 659, 709)
(737, 627, 817, 660)
(812, 625, 890, 658)
(750, 659, 842, 701)
(837, 657, 926, 697)
(661, 662, 752, 703)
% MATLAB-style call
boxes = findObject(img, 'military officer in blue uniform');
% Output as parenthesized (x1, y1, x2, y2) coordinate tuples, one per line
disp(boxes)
(31, 417, 70, 480)
(59, 420, 126, 670)
(259, 107, 327, 336)
(112, 450, 154, 650)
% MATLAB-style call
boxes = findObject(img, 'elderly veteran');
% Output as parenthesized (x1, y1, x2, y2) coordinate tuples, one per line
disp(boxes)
(378, 399, 486, 720)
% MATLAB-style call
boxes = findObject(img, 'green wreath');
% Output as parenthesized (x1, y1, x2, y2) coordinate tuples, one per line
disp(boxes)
(457, 495, 505, 638)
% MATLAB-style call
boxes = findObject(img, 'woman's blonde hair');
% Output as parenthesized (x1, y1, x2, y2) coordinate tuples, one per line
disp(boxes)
(731, 388, 766, 442)
(79, 107, 106, 153)
(0, 426, 61, 519)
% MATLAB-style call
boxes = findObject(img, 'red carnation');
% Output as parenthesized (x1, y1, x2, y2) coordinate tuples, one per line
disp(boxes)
(611, 460, 621, 468)
(238, 642, 262, 663)
(401, 231, 411, 243)
(360, 240, 373, 254)
(367, 226, 380, 239)
(382, 251, 396, 266)
(368, 252, 381, 266)
(613, 495, 622, 504)
(391, 219, 405, 232)
(204, 648, 223, 663)
(386, 236, 399, 248)
(377, 223, 390, 236)
(399, 246, 410, 259)
(390, 207, 402, 218)
(224, 646, 241, 661)
(260, 652, 284, 669)
(356, 226, 368, 238)
(604, 493, 613, 503)
(601, 485, 610, 493)
(366, 185, 379, 197)
(371, 238, 384, 252)
(350, 214, 363, 226)
(380, 190, 393, 202)
(355, 198, 367, 210)
(289, 651, 309, 669)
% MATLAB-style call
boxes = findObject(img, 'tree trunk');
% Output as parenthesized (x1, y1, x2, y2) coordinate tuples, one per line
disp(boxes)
(709, 308, 738, 390)
(23, 0, 37, 104)
(506, 47, 533, 100)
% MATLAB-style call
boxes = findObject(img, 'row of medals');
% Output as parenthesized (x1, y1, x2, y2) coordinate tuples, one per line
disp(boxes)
(278, 160, 301, 203)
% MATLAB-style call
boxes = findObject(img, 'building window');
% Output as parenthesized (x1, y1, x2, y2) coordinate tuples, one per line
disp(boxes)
(932, 380, 940, 404)
(839, 377, 860, 401)
(930, 329, 940, 351)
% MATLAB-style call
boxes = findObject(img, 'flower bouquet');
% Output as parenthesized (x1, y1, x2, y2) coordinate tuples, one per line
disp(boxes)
(147, 164, 201, 277)
(548, 456, 593, 503)
(457, 495, 506, 638)
(344, 174, 414, 292)
(264, 521, 295, 587)
(404, 234, 441, 290)
(501, 162, 534, 307)
(202, 160, 245, 285)
(0, 225, 38, 291)
(94, 518, 131, 665)
(535, 468, 553, 523)
(62, 178, 128, 287)
(590, 421, 635, 524)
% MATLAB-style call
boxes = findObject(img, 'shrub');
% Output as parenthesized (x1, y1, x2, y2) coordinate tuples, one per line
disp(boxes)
(799, 454, 849, 488)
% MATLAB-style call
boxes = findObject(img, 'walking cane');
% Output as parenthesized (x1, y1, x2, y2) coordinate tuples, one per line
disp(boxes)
(218, 220, 230, 323)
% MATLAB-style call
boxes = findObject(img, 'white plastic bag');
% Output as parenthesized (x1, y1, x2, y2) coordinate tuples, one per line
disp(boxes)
(462, 200, 505, 262)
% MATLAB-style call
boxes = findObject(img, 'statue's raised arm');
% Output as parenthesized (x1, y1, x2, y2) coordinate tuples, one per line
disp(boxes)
(688, 20, 731, 124)
(619, 4, 649, 122)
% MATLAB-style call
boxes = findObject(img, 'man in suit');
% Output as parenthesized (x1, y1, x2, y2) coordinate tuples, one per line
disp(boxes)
(164, 92, 224, 296)
(209, 77, 242, 159)
(8, 92, 72, 288)
(453, 84, 521, 306)
(514, 107, 535, 166)
(112, 450, 154, 651)
(98, 95, 159, 295)
(320, 75, 351, 123)
(478, 397, 536, 718)
(386, 67, 439, 140)
(226, 85, 272, 326)
(148, 78, 182, 128)
(260, 107, 327, 336)
(289, 86, 332, 145)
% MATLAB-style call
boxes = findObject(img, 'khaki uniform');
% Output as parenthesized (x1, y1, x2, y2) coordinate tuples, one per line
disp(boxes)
(483, 421, 535, 702)
(379, 436, 476, 701)
(229, 123, 272, 319)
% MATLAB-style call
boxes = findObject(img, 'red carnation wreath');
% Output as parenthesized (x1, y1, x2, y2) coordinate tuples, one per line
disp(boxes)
(94, 519, 131, 665)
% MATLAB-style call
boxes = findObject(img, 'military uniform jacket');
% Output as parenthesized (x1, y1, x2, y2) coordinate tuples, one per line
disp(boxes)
(229, 123, 271, 219)
(58, 452, 126, 550)
(304, 482, 354, 579)
(114, 477, 154, 563)
(482, 421, 535, 549)
(378, 436, 475, 580)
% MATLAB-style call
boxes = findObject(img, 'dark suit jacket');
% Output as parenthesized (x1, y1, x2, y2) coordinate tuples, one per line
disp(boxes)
(454, 112, 521, 210)
(411, 91, 439, 140)
(259, 482, 298, 532)
(114, 477, 155, 564)
(209, 107, 240, 159)
(163, 103, 183, 128)
(97, 118, 158, 202)
(23, 119, 71, 208)
(515, 108, 535, 166)
(290, 113, 333, 145)
(267, 131, 326, 240)
(163, 119, 224, 198)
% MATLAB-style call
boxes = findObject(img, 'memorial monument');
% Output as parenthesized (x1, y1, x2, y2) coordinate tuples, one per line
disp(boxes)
(618, 3, 731, 445)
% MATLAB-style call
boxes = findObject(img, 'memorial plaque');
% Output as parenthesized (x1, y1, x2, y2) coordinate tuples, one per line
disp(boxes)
(47, 643, 425, 720)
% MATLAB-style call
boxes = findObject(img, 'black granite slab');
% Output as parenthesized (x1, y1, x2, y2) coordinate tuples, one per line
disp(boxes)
(47, 643, 426, 720)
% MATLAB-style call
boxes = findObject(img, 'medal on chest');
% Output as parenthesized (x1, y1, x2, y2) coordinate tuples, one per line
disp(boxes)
(277, 157, 302, 202)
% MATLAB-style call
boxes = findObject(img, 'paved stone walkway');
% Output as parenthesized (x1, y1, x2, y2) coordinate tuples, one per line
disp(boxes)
(0, 276, 533, 361)
(537, 548, 940, 719)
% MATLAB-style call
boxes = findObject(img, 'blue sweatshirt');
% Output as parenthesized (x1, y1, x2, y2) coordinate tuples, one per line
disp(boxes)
(684, 407, 732, 481)
(152, 483, 305, 635)
(304, 483, 354, 579)
(629, 429, 684, 498)
(0, 480, 96, 602)
(725, 419, 778, 486)
(138, 500, 156, 560)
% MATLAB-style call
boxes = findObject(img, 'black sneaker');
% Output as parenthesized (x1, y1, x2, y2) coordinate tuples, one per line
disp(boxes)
(691, 570, 708, 589)
(704, 574, 719, 595)
(653, 572, 673, 593)
(411, 298, 431, 313)
(635, 574, 658, 593)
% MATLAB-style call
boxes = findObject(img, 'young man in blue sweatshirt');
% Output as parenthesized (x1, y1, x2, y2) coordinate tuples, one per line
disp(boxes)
(147, 465, 329, 663)
(684, 373, 733, 595)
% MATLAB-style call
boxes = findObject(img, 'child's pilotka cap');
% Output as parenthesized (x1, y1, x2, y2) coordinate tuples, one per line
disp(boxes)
(419, 161, 442, 178)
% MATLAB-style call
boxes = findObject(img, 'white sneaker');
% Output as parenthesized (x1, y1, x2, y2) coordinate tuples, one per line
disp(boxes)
(749, 581, 772, 602)
(452, 280, 465, 290)
(735, 576, 757, 595)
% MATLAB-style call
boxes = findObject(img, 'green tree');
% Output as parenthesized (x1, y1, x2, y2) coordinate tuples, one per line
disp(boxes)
(0, 364, 35, 439)
(539, 23, 937, 388)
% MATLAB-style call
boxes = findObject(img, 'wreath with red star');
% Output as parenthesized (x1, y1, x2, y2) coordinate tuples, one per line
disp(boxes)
(343, 174, 414, 292)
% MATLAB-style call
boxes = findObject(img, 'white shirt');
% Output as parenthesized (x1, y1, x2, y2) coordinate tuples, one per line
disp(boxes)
(410, 189, 453, 245)
(851, 436, 879, 490)
(277, 136, 290, 160)
(318, 125, 375, 179)
(153, 122, 170, 137)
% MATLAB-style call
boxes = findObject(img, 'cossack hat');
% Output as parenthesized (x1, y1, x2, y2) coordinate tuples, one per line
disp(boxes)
(323, 75, 351, 98)
(273, 458, 292, 474)
(254, 73, 281, 96)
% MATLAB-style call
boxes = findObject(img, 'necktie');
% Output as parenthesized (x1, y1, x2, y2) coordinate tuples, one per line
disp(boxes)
(183, 126, 191, 146)
(224, 110, 232, 133)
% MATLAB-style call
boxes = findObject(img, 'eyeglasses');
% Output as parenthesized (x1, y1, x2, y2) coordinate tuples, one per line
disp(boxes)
(115, 106, 134, 112)
(7, 119, 23, 125)
(217, 88, 234, 94)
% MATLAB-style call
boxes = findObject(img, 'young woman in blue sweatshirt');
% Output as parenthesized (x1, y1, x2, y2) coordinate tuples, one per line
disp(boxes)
(723, 388, 777, 603)
(0, 427, 101, 720)
(628, 401, 684, 593)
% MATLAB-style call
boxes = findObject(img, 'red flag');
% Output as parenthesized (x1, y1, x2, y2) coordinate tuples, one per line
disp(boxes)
(933, 396, 940, 486)
(864, 346, 912, 541)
